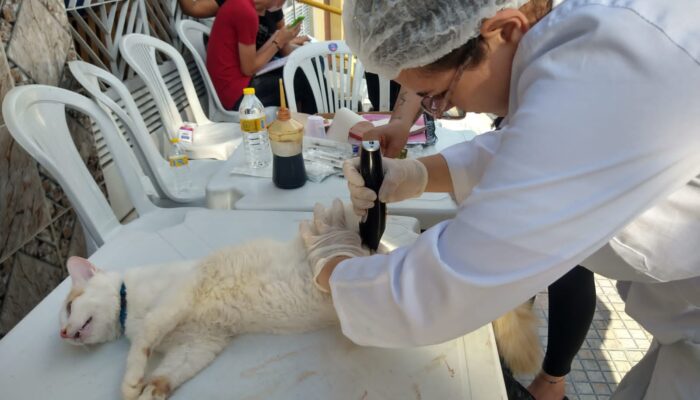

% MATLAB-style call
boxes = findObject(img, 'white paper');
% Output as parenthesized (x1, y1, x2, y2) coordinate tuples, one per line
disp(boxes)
(256, 56, 289, 76)
(326, 108, 365, 143)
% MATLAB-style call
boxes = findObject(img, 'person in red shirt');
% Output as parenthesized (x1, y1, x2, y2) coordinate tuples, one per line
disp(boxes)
(207, 0, 314, 112)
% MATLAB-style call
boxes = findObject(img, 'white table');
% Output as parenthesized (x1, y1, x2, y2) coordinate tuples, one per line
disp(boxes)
(207, 125, 477, 229)
(0, 210, 506, 399)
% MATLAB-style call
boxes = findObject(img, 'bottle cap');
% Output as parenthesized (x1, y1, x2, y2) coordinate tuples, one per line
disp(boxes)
(243, 87, 255, 95)
(169, 137, 180, 143)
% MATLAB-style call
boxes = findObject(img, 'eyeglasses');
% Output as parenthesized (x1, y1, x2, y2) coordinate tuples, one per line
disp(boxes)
(419, 61, 468, 120)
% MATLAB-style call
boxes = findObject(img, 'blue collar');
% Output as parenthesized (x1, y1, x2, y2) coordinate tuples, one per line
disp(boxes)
(119, 282, 127, 334)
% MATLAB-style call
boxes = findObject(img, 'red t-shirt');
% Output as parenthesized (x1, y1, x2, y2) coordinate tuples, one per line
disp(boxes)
(206, 0, 258, 110)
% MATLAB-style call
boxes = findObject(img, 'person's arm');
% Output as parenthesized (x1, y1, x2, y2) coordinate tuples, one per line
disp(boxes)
(389, 87, 424, 129)
(178, 0, 219, 18)
(273, 19, 309, 56)
(321, 7, 700, 347)
(238, 26, 298, 76)
(419, 154, 453, 193)
(363, 87, 423, 157)
(279, 36, 311, 56)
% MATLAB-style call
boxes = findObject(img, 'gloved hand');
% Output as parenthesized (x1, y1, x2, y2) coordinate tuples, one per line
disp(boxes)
(299, 199, 369, 292)
(343, 157, 428, 216)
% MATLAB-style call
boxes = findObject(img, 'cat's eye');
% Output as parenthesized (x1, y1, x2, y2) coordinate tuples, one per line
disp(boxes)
(66, 301, 72, 315)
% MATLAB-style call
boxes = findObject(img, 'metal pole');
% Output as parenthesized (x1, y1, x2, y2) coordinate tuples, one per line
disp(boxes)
(296, 0, 341, 15)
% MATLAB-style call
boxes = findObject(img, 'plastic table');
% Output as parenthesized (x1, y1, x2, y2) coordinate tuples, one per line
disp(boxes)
(0, 210, 506, 399)
(207, 125, 478, 229)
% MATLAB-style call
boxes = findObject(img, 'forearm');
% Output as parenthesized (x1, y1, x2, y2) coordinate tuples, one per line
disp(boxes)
(419, 154, 454, 193)
(389, 87, 423, 129)
(315, 256, 350, 293)
(247, 35, 283, 75)
(280, 43, 296, 57)
(178, 0, 219, 18)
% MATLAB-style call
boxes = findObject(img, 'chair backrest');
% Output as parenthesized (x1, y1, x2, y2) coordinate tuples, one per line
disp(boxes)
(175, 20, 237, 122)
(120, 33, 210, 136)
(68, 61, 177, 200)
(378, 77, 391, 112)
(283, 41, 366, 114)
(2, 85, 157, 246)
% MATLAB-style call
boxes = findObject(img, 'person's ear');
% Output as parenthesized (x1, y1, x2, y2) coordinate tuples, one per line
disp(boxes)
(480, 9, 530, 44)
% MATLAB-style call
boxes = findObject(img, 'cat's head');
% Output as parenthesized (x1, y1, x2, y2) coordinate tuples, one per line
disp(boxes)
(59, 257, 122, 345)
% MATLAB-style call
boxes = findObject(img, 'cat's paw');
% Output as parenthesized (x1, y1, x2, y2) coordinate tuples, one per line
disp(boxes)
(137, 376, 171, 400)
(121, 378, 144, 400)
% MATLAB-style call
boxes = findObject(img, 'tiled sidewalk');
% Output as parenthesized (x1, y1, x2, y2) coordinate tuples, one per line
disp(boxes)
(517, 274, 653, 400)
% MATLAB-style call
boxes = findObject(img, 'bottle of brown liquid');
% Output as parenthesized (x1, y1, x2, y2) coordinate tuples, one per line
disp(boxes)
(268, 79, 307, 189)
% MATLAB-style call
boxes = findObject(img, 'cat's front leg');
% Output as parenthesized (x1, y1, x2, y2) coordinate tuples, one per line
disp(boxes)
(123, 290, 194, 399)
(121, 376, 144, 400)
(137, 335, 229, 400)
(122, 342, 149, 400)
(136, 376, 170, 400)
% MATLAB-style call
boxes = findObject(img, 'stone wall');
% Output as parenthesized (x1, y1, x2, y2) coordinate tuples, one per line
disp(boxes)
(0, 0, 102, 336)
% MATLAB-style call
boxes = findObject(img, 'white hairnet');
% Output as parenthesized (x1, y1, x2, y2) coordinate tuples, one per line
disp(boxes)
(343, 0, 530, 79)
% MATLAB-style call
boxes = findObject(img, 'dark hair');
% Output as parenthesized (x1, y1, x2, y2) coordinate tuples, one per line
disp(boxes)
(423, 36, 489, 72)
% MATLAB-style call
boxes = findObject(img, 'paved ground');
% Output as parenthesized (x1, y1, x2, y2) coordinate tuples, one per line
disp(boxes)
(517, 274, 653, 400)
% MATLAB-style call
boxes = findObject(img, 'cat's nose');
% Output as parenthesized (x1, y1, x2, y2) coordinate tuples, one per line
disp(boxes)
(60, 328, 69, 338)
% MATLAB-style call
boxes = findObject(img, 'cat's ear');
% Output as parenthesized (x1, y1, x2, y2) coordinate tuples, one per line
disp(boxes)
(67, 256, 98, 287)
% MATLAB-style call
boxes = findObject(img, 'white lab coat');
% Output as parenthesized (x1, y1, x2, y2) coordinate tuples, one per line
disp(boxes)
(330, 0, 700, 398)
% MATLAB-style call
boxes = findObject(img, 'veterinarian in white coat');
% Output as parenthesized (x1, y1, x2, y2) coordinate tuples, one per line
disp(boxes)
(299, 0, 700, 398)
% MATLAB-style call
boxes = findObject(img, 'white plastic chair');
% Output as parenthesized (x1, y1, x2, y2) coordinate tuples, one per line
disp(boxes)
(176, 20, 278, 124)
(378, 77, 392, 112)
(68, 61, 223, 206)
(119, 33, 239, 160)
(175, 20, 237, 123)
(2, 85, 333, 253)
(283, 41, 366, 114)
(2, 85, 182, 246)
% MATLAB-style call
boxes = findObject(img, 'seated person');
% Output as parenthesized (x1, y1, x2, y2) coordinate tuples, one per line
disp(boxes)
(207, 0, 316, 113)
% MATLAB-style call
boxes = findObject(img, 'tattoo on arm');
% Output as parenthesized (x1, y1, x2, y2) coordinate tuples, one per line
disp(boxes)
(390, 92, 408, 122)
(388, 87, 422, 125)
(412, 105, 424, 124)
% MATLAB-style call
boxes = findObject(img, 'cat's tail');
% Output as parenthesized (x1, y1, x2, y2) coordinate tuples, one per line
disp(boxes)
(492, 301, 542, 375)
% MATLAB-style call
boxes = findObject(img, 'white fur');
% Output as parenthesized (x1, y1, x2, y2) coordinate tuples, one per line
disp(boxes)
(59, 203, 538, 399)
(61, 236, 335, 400)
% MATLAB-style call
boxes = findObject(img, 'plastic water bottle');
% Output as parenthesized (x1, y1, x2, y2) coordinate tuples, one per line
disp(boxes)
(168, 137, 191, 194)
(239, 88, 271, 168)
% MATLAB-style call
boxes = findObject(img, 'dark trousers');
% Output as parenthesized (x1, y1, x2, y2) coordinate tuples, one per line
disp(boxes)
(233, 67, 318, 114)
(543, 266, 596, 376)
(501, 266, 596, 399)
(365, 72, 401, 111)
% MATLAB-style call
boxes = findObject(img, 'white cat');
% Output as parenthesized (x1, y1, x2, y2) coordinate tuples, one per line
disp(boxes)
(59, 202, 539, 400)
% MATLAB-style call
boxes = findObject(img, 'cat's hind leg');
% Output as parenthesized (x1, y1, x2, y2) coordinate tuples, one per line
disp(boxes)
(122, 287, 195, 400)
(137, 334, 229, 400)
